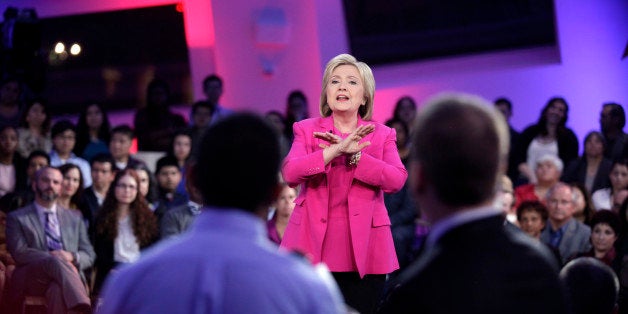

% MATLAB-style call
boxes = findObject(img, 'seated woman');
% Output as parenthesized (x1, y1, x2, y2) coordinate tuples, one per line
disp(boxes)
(514, 154, 563, 208)
(93, 169, 158, 295)
(517, 200, 548, 241)
(592, 159, 628, 211)
(0, 125, 26, 198)
(267, 183, 297, 245)
(168, 129, 193, 199)
(574, 210, 620, 268)
(562, 131, 612, 195)
(571, 182, 595, 225)
(75, 102, 111, 162)
(130, 163, 159, 211)
(517, 200, 562, 265)
(57, 163, 85, 211)
(16, 99, 52, 159)
(514, 97, 578, 184)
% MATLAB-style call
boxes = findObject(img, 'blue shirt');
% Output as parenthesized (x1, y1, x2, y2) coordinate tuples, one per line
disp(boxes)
(98, 207, 345, 314)
(49, 150, 92, 188)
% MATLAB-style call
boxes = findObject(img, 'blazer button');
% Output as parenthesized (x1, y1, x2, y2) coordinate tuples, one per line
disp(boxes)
(320, 218, 327, 223)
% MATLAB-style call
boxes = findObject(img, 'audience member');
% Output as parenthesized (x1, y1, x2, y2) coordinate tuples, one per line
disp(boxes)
(160, 163, 202, 240)
(616, 199, 628, 313)
(134, 78, 186, 152)
(0, 200, 16, 308)
(562, 131, 612, 195)
(265, 110, 291, 159)
(5, 149, 49, 205)
(16, 98, 51, 158)
(80, 153, 115, 233)
(153, 155, 187, 220)
(6, 166, 94, 313)
(0, 76, 22, 129)
(187, 100, 212, 158)
(517, 200, 549, 240)
(592, 159, 628, 211)
(379, 93, 567, 313)
(57, 163, 85, 211)
(0, 125, 25, 197)
(517, 200, 562, 264)
(515, 97, 579, 184)
(600, 102, 627, 161)
(284, 90, 309, 142)
(168, 129, 192, 198)
(571, 182, 595, 225)
(200, 74, 233, 125)
(496, 175, 517, 224)
(384, 118, 417, 268)
(385, 118, 410, 164)
(49, 120, 92, 187)
(514, 154, 563, 208)
(560, 257, 619, 314)
(391, 96, 417, 137)
(98, 113, 344, 314)
(574, 210, 621, 268)
(541, 182, 592, 264)
(108, 125, 143, 171)
(130, 163, 159, 211)
(494, 97, 521, 185)
(93, 168, 158, 295)
(266, 182, 297, 245)
(281, 54, 406, 314)
(75, 102, 111, 162)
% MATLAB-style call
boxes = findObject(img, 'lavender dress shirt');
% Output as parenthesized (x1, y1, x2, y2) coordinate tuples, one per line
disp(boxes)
(98, 207, 345, 314)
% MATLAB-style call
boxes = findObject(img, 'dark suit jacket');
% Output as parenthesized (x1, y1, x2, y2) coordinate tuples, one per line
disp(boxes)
(561, 157, 612, 193)
(6, 203, 96, 273)
(80, 186, 100, 237)
(379, 215, 567, 314)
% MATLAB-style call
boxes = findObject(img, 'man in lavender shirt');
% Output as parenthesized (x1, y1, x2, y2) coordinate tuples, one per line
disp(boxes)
(98, 113, 344, 314)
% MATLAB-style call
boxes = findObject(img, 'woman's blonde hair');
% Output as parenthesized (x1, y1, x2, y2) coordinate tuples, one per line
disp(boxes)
(319, 54, 375, 120)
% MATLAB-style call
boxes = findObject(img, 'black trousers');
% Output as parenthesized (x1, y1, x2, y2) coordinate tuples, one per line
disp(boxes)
(332, 272, 386, 314)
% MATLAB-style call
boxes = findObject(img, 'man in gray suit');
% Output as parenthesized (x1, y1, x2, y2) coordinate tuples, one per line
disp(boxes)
(6, 166, 95, 313)
(541, 182, 592, 264)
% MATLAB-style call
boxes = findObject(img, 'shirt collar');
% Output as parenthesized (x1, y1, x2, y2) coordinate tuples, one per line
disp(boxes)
(34, 201, 57, 215)
(425, 205, 502, 248)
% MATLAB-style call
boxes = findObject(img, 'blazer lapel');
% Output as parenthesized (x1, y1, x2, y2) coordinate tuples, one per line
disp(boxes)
(316, 117, 334, 150)
(25, 205, 47, 249)
(357, 117, 375, 149)
(559, 218, 576, 256)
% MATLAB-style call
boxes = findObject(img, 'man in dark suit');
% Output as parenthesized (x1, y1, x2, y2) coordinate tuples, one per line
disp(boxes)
(160, 161, 202, 240)
(379, 93, 567, 313)
(80, 153, 115, 234)
(6, 166, 95, 313)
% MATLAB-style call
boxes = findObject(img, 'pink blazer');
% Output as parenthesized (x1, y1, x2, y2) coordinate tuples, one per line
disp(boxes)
(281, 116, 407, 277)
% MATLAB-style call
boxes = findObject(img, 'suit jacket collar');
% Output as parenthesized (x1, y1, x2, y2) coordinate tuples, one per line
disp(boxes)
(23, 204, 46, 249)
(396, 214, 504, 287)
(558, 218, 578, 252)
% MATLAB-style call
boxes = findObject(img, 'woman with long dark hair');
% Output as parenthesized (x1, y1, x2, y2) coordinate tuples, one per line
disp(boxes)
(515, 97, 579, 184)
(93, 169, 158, 295)
(74, 102, 111, 162)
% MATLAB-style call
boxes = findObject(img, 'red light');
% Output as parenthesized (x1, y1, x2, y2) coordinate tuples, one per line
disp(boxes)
(176, 3, 183, 13)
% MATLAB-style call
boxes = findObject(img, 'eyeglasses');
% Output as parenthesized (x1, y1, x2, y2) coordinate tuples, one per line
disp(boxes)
(115, 184, 137, 190)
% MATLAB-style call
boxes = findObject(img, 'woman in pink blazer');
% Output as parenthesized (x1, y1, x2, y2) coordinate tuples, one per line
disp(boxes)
(281, 53, 407, 313)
